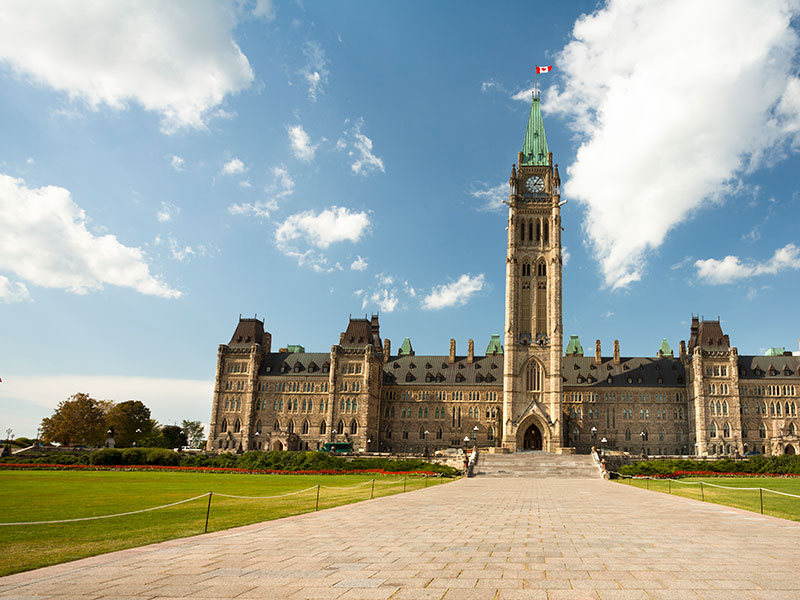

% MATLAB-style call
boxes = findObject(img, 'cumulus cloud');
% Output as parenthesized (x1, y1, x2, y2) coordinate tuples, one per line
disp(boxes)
(302, 41, 329, 102)
(221, 158, 246, 175)
(363, 288, 398, 313)
(422, 273, 486, 310)
(0, 174, 180, 299)
(546, 0, 800, 288)
(694, 243, 800, 285)
(156, 201, 179, 223)
(228, 165, 294, 219)
(471, 182, 507, 211)
(0, 2, 254, 133)
(337, 118, 384, 176)
(288, 124, 319, 161)
(276, 206, 370, 250)
(350, 255, 368, 271)
(0, 275, 30, 303)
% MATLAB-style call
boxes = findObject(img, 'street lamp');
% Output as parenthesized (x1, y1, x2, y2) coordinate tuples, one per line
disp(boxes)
(472, 425, 479, 441)
(366, 438, 371, 453)
(463, 436, 470, 446)
(600, 437, 607, 456)
(591, 426, 597, 452)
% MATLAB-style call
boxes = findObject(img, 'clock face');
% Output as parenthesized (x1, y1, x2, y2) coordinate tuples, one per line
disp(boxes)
(526, 175, 545, 193)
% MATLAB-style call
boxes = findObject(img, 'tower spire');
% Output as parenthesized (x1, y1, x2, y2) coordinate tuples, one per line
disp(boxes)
(520, 95, 549, 166)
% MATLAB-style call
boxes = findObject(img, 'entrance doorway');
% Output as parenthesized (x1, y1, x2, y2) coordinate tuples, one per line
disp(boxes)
(272, 440, 284, 451)
(785, 444, 796, 455)
(523, 423, 543, 450)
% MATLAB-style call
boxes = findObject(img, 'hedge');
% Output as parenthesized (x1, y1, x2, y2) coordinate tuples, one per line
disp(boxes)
(617, 455, 800, 477)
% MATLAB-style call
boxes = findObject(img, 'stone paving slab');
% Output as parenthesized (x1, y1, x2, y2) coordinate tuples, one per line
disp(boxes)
(2, 478, 800, 599)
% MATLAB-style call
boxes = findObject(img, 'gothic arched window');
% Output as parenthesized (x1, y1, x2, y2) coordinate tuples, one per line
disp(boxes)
(525, 361, 543, 392)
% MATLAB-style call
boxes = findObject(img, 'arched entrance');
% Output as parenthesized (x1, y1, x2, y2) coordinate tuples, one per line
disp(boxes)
(272, 440, 284, 451)
(522, 423, 543, 450)
(785, 444, 796, 455)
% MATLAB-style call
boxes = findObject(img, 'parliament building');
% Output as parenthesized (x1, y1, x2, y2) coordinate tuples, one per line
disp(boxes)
(207, 95, 800, 458)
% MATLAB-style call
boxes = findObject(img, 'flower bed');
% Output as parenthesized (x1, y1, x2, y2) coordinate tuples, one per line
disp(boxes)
(0, 463, 442, 476)
(631, 470, 800, 479)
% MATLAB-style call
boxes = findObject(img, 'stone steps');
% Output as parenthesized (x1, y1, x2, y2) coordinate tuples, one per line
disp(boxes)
(474, 452, 600, 478)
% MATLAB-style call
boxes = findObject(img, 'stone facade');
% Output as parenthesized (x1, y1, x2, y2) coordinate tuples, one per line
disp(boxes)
(207, 94, 800, 458)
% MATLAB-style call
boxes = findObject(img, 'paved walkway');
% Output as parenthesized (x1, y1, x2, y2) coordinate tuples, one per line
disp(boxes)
(2, 477, 800, 600)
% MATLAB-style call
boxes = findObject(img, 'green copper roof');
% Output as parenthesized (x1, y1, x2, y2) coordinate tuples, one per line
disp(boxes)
(658, 338, 673, 357)
(565, 335, 583, 356)
(521, 96, 549, 166)
(765, 347, 786, 356)
(398, 337, 414, 356)
(286, 344, 305, 353)
(486, 334, 504, 355)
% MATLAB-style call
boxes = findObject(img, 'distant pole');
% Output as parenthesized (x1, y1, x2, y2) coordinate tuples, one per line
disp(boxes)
(404, 476, 407, 493)
(668, 480, 671, 494)
(371, 479, 375, 499)
(315, 484, 320, 511)
(204, 492, 212, 533)
(700, 482, 705, 502)
(759, 488, 764, 514)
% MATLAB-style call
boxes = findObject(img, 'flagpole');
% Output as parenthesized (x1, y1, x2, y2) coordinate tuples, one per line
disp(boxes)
(534, 67, 538, 99)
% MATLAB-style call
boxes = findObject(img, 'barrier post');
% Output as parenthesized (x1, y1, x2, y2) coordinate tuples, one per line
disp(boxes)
(315, 484, 320, 511)
(760, 488, 764, 514)
(668, 480, 671, 495)
(404, 476, 407, 492)
(204, 492, 212, 533)
(425, 474, 428, 488)
(700, 481, 705, 502)
(646, 478, 649, 490)
(371, 479, 375, 499)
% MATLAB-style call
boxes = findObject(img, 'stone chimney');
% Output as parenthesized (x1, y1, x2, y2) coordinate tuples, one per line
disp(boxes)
(594, 340, 602, 365)
(467, 339, 474, 363)
(449, 339, 456, 364)
(679, 340, 686, 361)
(383, 339, 391, 363)
(613, 339, 620, 365)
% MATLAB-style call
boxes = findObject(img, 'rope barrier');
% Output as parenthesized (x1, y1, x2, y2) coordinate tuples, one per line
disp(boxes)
(0, 475, 437, 527)
(0, 493, 211, 526)
(213, 486, 319, 499)
(609, 470, 800, 500)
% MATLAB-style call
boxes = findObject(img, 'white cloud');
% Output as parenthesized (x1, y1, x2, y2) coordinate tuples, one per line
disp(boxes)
(562, 246, 571, 267)
(0, 374, 212, 437)
(156, 201, 179, 223)
(0, 2, 254, 133)
(471, 182, 507, 211)
(302, 41, 329, 101)
(252, 0, 276, 21)
(512, 88, 535, 102)
(694, 243, 800, 285)
(0, 275, 30, 303)
(422, 273, 486, 310)
(364, 288, 398, 313)
(221, 158, 246, 175)
(288, 124, 319, 162)
(338, 118, 385, 176)
(546, 0, 800, 288)
(228, 165, 293, 219)
(276, 206, 370, 250)
(169, 155, 185, 172)
(168, 238, 195, 263)
(0, 174, 180, 299)
(377, 273, 394, 286)
(350, 255, 368, 271)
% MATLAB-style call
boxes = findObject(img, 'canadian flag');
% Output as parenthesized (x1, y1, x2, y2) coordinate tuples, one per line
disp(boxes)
(536, 66, 552, 74)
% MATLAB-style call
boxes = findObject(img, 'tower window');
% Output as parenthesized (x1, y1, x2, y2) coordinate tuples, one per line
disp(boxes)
(537, 262, 546, 277)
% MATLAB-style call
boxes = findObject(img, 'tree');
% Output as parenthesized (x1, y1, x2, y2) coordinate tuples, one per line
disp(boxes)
(181, 420, 206, 449)
(160, 425, 186, 449)
(106, 401, 153, 447)
(40, 393, 109, 447)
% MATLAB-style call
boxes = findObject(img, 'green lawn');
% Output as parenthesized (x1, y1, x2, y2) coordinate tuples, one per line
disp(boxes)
(618, 476, 800, 521)
(0, 470, 451, 576)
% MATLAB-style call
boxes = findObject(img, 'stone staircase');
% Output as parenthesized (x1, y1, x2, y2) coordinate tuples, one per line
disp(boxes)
(474, 451, 600, 478)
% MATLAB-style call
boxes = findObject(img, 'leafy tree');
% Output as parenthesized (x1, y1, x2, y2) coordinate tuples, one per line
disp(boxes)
(106, 401, 153, 447)
(160, 425, 187, 449)
(181, 420, 206, 449)
(40, 393, 109, 447)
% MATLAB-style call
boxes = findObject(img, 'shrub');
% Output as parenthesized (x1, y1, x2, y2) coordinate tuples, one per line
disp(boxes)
(144, 448, 181, 466)
(88, 448, 123, 465)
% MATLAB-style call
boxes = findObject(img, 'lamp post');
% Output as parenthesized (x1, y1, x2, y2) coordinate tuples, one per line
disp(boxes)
(133, 428, 142, 447)
(254, 430, 260, 451)
(591, 426, 597, 453)
(640, 430, 646, 457)
(366, 438, 371, 453)
(600, 437, 607, 456)
(733, 432, 739, 460)
(423, 431, 429, 457)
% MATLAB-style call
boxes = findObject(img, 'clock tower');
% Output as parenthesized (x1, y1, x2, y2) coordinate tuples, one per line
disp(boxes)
(502, 93, 564, 452)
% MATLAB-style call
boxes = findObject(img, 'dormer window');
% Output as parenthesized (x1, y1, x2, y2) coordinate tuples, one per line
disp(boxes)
(455, 373, 465, 382)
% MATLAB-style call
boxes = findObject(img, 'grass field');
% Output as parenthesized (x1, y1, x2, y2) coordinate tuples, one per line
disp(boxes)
(618, 476, 800, 521)
(0, 470, 451, 576)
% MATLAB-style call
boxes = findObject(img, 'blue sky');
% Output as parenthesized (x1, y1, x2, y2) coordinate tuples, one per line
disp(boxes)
(1, 0, 800, 438)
